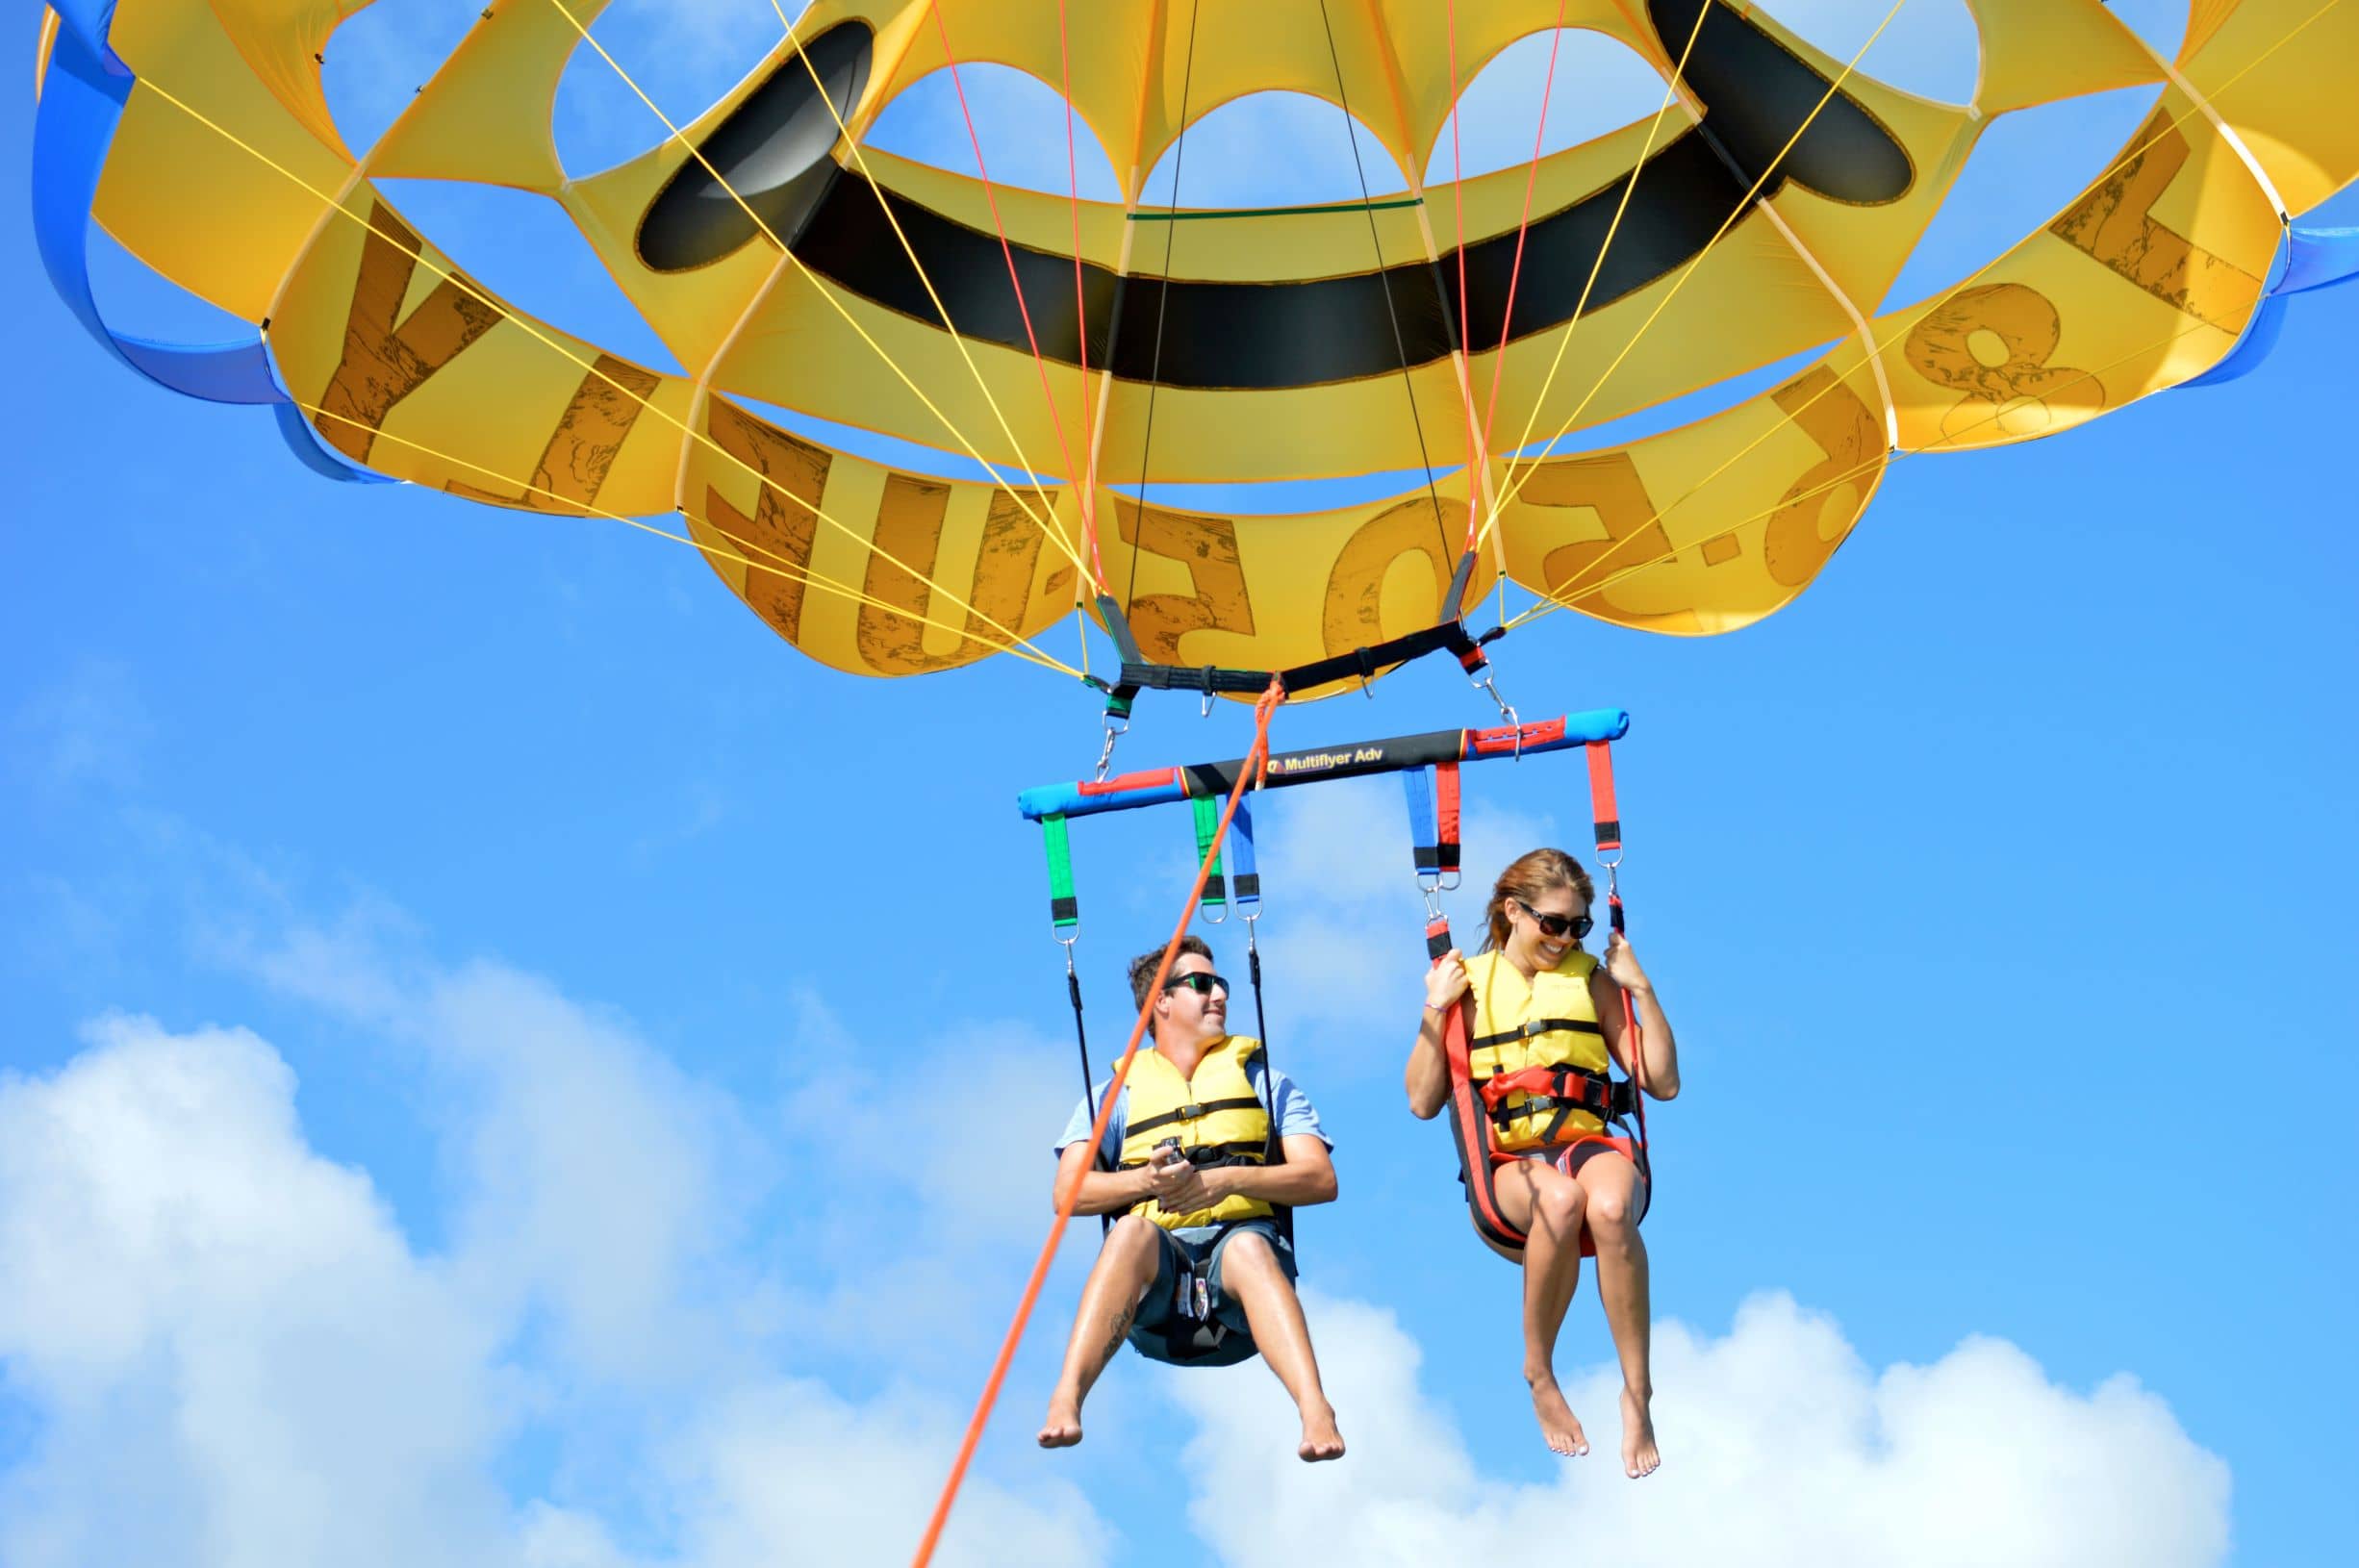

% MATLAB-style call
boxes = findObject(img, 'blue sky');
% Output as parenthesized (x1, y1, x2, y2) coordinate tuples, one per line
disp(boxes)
(6, 3, 2357, 1564)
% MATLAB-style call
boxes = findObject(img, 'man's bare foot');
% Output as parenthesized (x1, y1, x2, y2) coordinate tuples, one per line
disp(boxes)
(1620, 1385, 1660, 1478)
(1298, 1404, 1346, 1462)
(1037, 1396, 1084, 1450)
(1527, 1374, 1589, 1457)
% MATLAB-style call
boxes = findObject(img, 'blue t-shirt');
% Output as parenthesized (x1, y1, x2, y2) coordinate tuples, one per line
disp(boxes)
(1053, 1043, 1331, 1166)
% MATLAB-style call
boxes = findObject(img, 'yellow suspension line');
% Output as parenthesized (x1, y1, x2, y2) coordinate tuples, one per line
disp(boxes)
(1502, 314, 2220, 629)
(1491, 0, 2343, 581)
(1476, 0, 1912, 552)
(758, 0, 1090, 585)
(127, 75, 1069, 675)
(547, 2, 1080, 586)
(299, 400, 1079, 677)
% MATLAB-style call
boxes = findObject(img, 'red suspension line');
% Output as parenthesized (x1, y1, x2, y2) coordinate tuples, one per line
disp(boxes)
(926, 1, 1099, 594)
(1477, 1, 1568, 487)
(1446, 1, 1484, 537)
(1056, 0, 1105, 589)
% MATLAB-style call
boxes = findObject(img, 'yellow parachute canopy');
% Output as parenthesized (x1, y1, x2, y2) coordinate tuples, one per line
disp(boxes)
(35, 1, 2359, 686)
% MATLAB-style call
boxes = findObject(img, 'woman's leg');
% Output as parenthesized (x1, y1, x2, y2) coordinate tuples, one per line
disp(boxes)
(1568, 1148, 1660, 1478)
(1493, 1158, 1591, 1456)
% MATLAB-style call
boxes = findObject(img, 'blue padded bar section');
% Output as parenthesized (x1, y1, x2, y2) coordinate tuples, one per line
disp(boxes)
(1017, 771, 1190, 822)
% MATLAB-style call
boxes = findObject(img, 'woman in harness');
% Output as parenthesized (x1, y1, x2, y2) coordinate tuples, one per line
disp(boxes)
(1405, 847, 1681, 1475)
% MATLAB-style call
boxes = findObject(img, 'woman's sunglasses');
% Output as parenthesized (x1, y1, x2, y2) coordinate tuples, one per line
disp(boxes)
(1514, 899, 1593, 941)
(1162, 972, 1230, 997)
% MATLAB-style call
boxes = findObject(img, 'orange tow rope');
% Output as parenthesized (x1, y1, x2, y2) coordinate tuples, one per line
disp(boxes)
(909, 678, 1285, 1567)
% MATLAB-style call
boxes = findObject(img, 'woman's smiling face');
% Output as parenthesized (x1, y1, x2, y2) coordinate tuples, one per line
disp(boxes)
(1508, 887, 1591, 973)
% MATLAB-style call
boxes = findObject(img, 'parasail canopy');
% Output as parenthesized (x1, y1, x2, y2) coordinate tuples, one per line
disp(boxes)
(33, 1, 2359, 689)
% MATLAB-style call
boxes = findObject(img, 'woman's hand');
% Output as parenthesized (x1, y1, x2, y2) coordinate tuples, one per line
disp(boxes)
(1597, 931, 1651, 994)
(1426, 948, 1469, 1010)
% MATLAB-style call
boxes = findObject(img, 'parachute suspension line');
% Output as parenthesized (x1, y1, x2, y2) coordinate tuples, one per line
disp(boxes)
(1472, 0, 1713, 557)
(294, 399, 1079, 675)
(1442, 2, 1486, 543)
(1056, 0, 1108, 592)
(911, 679, 1284, 1568)
(1480, 0, 1910, 536)
(1498, 38, 2340, 631)
(547, 2, 1079, 583)
(922, 0, 1104, 594)
(1123, 0, 1205, 621)
(762, 0, 1086, 581)
(1475, 1, 1569, 472)
(1314, 0, 1452, 569)
(1506, 307, 2228, 628)
(128, 71, 1078, 679)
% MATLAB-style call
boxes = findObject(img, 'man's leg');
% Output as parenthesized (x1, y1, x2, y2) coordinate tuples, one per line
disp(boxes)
(1039, 1215, 1164, 1449)
(1569, 1149, 1659, 1478)
(1494, 1158, 1590, 1456)
(1213, 1229, 1344, 1462)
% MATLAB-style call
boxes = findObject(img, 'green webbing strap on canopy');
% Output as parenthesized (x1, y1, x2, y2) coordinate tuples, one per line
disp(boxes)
(1191, 795, 1229, 917)
(1043, 814, 1078, 930)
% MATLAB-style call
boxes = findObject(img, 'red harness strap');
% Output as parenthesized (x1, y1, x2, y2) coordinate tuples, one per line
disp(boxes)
(1433, 959, 1648, 1261)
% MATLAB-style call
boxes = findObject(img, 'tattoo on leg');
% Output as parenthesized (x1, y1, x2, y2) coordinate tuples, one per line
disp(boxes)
(1100, 1302, 1135, 1363)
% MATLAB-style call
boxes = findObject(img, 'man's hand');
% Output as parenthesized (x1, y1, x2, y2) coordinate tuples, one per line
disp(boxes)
(1145, 1145, 1213, 1214)
(1426, 948, 1469, 1011)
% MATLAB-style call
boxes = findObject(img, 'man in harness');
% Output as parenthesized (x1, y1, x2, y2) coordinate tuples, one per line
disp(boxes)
(1037, 937, 1345, 1461)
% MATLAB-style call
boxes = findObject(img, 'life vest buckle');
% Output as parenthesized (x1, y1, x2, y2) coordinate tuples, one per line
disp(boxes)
(1176, 1101, 1204, 1122)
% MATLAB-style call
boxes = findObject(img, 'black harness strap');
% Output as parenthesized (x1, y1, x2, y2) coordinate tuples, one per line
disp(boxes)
(1468, 1017, 1604, 1050)
(1123, 1094, 1264, 1139)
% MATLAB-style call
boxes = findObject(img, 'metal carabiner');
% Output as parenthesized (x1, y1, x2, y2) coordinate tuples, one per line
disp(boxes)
(1470, 670, 1522, 757)
(1094, 714, 1128, 782)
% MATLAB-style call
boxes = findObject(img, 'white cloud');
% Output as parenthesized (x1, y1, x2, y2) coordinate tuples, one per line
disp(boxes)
(0, 888, 2229, 1568)
(0, 1015, 515, 1568)
(658, 1378, 1107, 1568)
(0, 969, 1113, 1566)
(1169, 1289, 2229, 1568)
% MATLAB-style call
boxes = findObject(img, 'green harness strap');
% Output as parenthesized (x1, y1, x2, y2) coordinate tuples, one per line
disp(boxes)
(1191, 795, 1230, 918)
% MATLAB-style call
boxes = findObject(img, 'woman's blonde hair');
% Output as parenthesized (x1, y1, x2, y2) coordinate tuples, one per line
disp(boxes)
(1480, 847, 1595, 954)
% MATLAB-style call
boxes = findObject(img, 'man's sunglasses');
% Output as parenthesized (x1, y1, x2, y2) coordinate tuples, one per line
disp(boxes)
(1162, 972, 1230, 998)
(1514, 899, 1594, 941)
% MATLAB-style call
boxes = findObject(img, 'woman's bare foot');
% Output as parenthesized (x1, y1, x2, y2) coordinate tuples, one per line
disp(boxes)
(1620, 1385, 1660, 1478)
(1527, 1373, 1589, 1457)
(1298, 1404, 1346, 1462)
(1037, 1394, 1084, 1450)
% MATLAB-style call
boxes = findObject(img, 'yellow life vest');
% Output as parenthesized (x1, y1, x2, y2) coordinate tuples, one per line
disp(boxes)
(1465, 949, 1615, 1151)
(1118, 1035, 1274, 1230)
